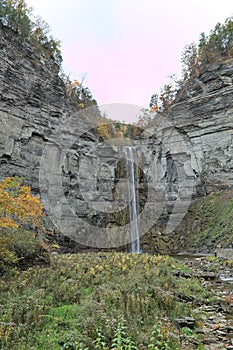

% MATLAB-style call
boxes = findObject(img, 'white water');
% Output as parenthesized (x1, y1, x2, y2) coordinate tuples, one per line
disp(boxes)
(123, 146, 140, 253)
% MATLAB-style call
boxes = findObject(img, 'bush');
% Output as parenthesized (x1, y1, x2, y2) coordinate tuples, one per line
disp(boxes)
(0, 228, 49, 273)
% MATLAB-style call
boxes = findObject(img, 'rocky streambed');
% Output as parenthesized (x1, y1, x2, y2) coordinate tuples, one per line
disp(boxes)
(175, 255, 233, 349)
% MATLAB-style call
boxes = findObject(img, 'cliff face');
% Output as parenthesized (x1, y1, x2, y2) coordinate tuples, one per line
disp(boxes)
(0, 27, 73, 191)
(142, 59, 233, 253)
(0, 28, 118, 250)
(0, 28, 232, 253)
(168, 59, 233, 193)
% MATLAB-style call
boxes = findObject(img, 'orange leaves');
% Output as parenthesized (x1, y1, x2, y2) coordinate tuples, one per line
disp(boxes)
(150, 105, 159, 113)
(0, 217, 18, 229)
(0, 177, 44, 229)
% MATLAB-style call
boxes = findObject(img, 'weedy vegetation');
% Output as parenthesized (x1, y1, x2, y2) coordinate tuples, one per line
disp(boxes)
(0, 252, 213, 349)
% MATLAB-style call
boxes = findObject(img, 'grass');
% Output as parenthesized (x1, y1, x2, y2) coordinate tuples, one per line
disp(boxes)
(0, 252, 213, 349)
(179, 188, 233, 251)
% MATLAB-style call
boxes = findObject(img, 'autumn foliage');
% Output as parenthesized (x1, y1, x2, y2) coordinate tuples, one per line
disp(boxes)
(63, 78, 97, 109)
(0, 176, 43, 230)
(0, 177, 48, 272)
(96, 122, 141, 141)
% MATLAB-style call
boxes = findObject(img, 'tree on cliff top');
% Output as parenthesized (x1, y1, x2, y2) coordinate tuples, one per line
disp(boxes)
(0, 0, 31, 37)
(0, 0, 62, 67)
(145, 16, 233, 116)
(0, 0, 97, 107)
(180, 16, 233, 84)
(198, 16, 233, 65)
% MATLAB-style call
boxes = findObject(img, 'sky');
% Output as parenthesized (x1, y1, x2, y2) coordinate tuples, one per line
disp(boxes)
(26, 0, 232, 122)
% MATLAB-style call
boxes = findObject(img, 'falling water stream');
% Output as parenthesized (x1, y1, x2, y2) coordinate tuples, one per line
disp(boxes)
(123, 146, 140, 253)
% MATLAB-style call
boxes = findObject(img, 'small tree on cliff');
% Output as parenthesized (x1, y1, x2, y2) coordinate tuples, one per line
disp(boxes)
(149, 93, 159, 112)
(64, 78, 97, 109)
(181, 43, 199, 82)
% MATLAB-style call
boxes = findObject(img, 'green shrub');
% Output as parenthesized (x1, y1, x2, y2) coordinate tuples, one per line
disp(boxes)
(0, 228, 49, 273)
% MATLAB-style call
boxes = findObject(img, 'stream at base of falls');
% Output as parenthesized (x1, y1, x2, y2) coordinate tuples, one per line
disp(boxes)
(173, 254, 233, 349)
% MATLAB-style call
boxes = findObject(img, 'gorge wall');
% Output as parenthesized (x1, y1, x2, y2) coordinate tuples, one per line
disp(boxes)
(0, 28, 232, 253)
(168, 60, 233, 193)
(142, 59, 233, 253)
(0, 26, 75, 191)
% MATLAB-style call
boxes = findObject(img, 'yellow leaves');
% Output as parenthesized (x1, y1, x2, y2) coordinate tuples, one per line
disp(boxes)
(66, 80, 81, 95)
(50, 243, 60, 251)
(79, 103, 85, 108)
(196, 320, 204, 328)
(0, 177, 44, 229)
(95, 264, 103, 272)
(96, 122, 139, 141)
(72, 79, 80, 87)
(0, 179, 9, 190)
(0, 217, 18, 228)
(122, 264, 127, 272)
(96, 124, 114, 140)
(213, 323, 222, 330)
(0, 324, 12, 343)
(89, 267, 96, 275)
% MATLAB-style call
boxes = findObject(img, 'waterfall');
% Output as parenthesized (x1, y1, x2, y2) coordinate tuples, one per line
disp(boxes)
(123, 146, 140, 253)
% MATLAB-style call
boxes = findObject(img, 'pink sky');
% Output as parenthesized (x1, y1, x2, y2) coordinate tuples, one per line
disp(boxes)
(27, 0, 233, 122)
